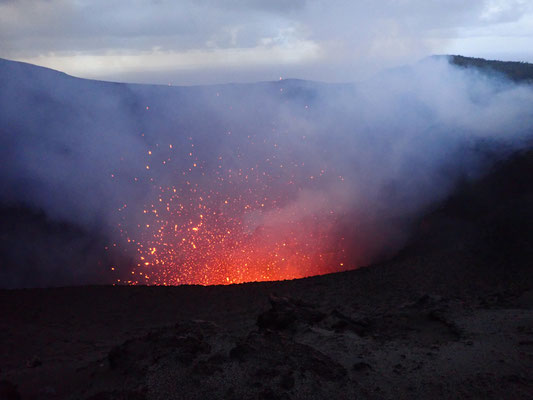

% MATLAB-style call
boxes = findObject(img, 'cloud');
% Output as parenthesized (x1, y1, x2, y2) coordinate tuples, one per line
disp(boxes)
(1, 1, 533, 83)
(480, 0, 533, 23)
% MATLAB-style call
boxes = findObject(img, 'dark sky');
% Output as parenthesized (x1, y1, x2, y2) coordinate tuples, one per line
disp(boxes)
(1, 0, 533, 84)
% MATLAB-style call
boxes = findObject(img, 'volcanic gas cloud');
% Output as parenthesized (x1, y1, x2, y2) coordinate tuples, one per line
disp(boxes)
(1, 57, 533, 287)
(116, 131, 350, 285)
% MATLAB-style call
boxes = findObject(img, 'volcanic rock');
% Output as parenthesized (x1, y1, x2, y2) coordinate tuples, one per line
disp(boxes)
(0, 381, 21, 400)
(257, 294, 325, 331)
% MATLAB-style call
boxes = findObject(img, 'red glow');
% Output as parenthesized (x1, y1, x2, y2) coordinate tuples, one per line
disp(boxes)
(115, 120, 351, 285)
(130, 191, 347, 285)
(119, 178, 348, 285)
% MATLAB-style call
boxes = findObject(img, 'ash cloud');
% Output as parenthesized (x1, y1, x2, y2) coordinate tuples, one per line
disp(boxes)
(0, 56, 532, 287)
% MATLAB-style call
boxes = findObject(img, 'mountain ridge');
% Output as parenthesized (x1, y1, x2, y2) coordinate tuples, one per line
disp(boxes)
(3, 54, 533, 88)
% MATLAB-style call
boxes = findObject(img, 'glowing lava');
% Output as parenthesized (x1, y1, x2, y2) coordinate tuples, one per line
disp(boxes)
(131, 187, 347, 285)
(118, 167, 348, 285)
(114, 97, 351, 285)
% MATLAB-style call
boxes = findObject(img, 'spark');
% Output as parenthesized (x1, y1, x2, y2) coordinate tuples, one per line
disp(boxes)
(114, 109, 351, 286)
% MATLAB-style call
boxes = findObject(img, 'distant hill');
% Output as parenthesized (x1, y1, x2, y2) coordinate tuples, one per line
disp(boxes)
(447, 55, 533, 83)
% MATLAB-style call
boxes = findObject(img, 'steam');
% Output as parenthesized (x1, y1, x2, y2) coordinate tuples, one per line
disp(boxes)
(1, 56, 532, 287)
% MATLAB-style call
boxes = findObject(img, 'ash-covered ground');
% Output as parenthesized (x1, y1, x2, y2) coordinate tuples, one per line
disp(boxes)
(1, 147, 532, 399)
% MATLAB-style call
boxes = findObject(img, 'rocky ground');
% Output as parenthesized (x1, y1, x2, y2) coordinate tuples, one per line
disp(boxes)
(1, 149, 532, 399)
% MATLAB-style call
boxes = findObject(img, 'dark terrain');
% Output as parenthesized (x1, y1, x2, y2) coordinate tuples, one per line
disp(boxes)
(449, 55, 533, 83)
(0, 148, 531, 399)
(1, 57, 533, 399)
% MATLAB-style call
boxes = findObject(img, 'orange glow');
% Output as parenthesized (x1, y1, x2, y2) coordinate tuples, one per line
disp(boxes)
(118, 185, 349, 285)
(115, 131, 351, 286)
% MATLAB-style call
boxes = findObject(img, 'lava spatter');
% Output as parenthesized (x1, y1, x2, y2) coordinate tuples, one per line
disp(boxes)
(115, 103, 350, 285)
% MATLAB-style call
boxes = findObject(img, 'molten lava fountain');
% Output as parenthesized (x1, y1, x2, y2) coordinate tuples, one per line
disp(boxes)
(114, 94, 351, 285)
